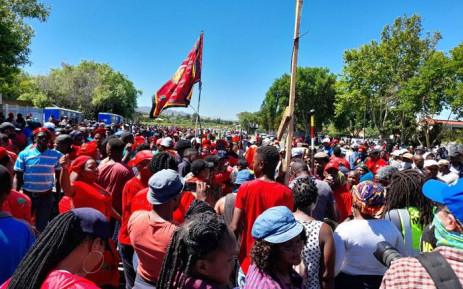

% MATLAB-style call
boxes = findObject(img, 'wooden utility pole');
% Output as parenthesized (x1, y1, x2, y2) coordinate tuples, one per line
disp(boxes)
(284, 0, 303, 185)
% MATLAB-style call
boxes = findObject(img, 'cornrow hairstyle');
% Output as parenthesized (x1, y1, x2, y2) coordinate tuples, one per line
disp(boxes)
(250, 229, 307, 274)
(292, 177, 318, 210)
(184, 199, 216, 221)
(7, 211, 94, 289)
(383, 169, 433, 226)
(256, 145, 280, 172)
(150, 152, 178, 173)
(157, 213, 233, 289)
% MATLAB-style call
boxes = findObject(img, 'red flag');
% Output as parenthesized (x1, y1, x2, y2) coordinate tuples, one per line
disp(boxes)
(150, 32, 203, 118)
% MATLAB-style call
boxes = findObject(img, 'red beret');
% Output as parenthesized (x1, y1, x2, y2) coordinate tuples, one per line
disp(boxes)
(77, 141, 98, 159)
(33, 128, 52, 139)
(71, 156, 92, 173)
(149, 137, 158, 143)
(359, 145, 367, 151)
(215, 139, 228, 148)
(324, 160, 339, 172)
(134, 136, 145, 142)
(232, 136, 240, 143)
(92, 128, 106, 137)
(202, 139, 211, 145)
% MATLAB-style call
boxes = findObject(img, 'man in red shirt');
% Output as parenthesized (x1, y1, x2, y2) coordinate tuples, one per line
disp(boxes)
(118, 150, 153, 289)
(365, 149, 388, 175)
(230, 145, 294, 277)
(324, 161, 352, 222)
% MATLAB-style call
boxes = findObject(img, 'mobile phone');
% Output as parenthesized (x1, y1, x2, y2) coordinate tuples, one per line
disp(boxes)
(184, 182, 197, 192)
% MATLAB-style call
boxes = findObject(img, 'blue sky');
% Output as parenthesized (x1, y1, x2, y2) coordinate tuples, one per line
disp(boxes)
(25, 0, 463, 120)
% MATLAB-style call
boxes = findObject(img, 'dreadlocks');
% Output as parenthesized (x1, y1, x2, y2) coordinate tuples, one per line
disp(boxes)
(150, 152, 178, 173)
(7, 211, 89, 289)
(383, 169, 433, 226)
(157, 213, 234, 289)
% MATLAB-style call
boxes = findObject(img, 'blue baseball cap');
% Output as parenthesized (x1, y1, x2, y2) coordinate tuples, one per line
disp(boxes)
(423, 178, 463, 222)
(147, 169, 185, 205)
(234, 169, 254, 185)
(252, 206, 303, 244)
(72, 208, 110, 240)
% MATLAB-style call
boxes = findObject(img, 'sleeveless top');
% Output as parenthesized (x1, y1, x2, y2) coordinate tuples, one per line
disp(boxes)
(300, 221, 322, 289)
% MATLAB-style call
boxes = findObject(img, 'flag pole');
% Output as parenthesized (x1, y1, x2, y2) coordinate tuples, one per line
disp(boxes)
(194, 81, 202, 139)
(284, 0, 303, 185)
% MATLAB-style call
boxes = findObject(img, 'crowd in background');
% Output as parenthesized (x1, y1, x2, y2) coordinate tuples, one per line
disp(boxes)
(1, 114, 463, 289)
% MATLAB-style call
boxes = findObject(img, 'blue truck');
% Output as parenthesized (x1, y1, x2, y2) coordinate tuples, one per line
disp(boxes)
(98, 112, 124, 125)
(44, 107, 82, 124)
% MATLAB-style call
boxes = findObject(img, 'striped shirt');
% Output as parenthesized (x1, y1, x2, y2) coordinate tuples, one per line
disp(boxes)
(243, 263, 304, 289)
(14, 147, 63, 192)
(380, 246, 463, 289)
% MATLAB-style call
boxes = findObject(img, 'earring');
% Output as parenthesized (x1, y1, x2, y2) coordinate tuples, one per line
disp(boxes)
(82, 251, 104, 274)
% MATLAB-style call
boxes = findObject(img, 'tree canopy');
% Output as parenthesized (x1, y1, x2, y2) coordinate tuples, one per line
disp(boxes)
(18, 61, 141, 118)
(259, 67, 337, 136)
(0, 0, 50, 89)
(334, 14, 457, 146)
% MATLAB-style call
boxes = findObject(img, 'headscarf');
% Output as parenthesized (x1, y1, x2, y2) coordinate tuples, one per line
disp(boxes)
(77, 141, 98, 159)
(433, 214, 463, 250)
(352, 181, 385, 216)
(71, 156, 92, 174)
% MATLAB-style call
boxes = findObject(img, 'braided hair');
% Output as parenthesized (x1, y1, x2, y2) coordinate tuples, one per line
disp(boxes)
(292, 177, 318, 212)
(7, 211, 93, 289)
(157, 213, 234, 289)
(383, 169, 433, 226)
(184, 199, 216, 221)
(150, 152, 178, 173)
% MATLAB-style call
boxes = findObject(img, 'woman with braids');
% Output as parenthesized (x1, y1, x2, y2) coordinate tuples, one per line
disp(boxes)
(334, 181, 405, 289)
(292, 177, 335, 289)
(243, 206, 306, 289)
(157, 213, 237, 289)
(1, 208, 109, 289)
(382, 169, 434, 256)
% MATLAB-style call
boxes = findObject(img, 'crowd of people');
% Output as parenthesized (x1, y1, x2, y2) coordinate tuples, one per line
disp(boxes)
(1, 116, 463, 289)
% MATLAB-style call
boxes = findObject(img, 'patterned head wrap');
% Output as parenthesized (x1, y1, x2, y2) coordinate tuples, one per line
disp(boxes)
(352, 181, 385, 216)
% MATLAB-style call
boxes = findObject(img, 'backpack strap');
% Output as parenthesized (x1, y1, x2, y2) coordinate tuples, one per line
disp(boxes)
(416, 251, 463, 289)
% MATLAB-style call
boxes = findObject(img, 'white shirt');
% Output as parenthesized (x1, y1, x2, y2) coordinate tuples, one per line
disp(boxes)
(334, 219, 406, 276)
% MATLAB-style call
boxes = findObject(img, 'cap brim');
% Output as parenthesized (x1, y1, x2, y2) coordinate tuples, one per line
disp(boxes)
(147, 177, 185, 205)
(422, 179, 447, 204)
(263, 222, 304, 244)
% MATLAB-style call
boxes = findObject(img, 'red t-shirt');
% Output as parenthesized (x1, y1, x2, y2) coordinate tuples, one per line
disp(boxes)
(131, 187, 196, 225)
(235, 179, 294, 274)
(1, 270, 99, 289)
(6, 150, 17, 165)
(3, 189, 32, 224)
(365, 158, 388, 175)
(119, 177, 147, 245)
(72, 181, 112, 220)
(332, 183, 352, 222)
(97, 161, 135, 215)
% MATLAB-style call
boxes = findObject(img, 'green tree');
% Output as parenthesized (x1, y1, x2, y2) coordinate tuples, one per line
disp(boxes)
(335, 14, 443, 143)
(237, 111, 260, 134)
(19, 60, 141, 118)
(260, 67, 336, 136)
(0, 0, 50, 90)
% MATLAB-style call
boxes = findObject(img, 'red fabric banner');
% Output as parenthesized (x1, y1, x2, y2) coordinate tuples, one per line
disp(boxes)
(150, 32, 203, 118)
